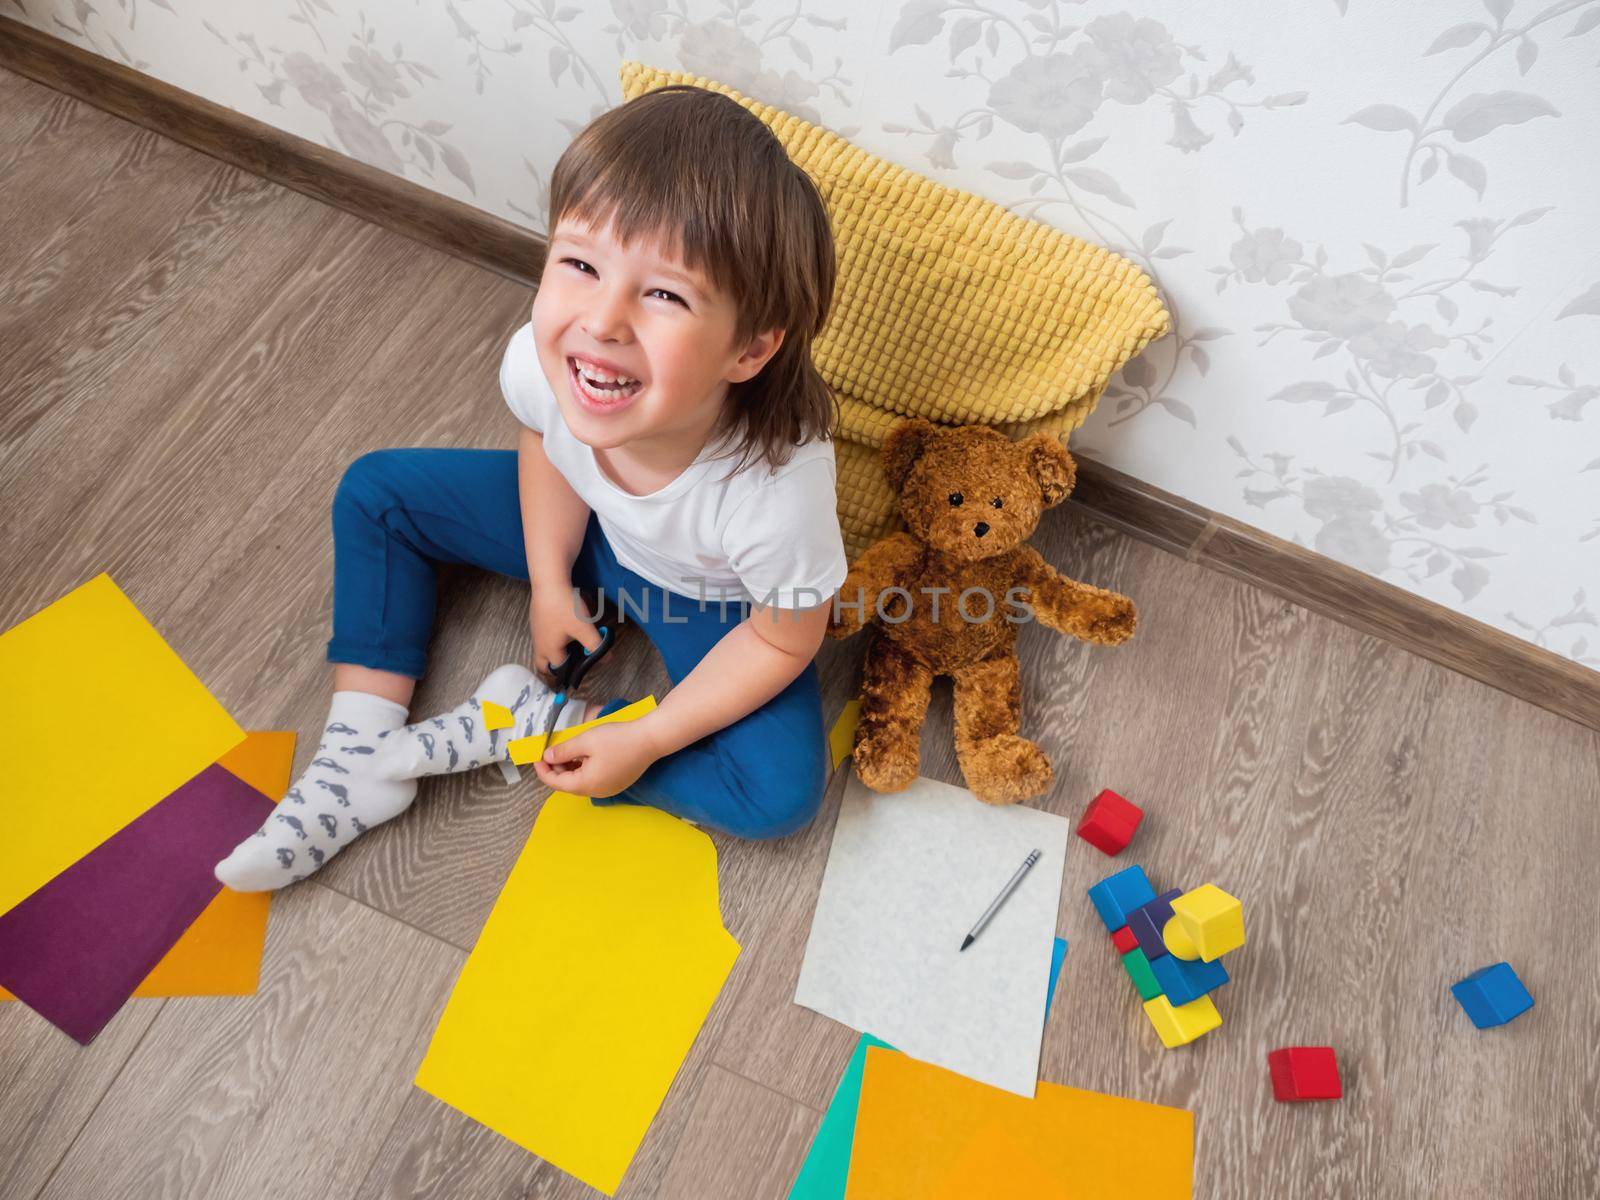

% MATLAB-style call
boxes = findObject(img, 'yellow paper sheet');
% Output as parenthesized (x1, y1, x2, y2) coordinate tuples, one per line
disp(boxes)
(481, 700, 514, 731)
(414, 791, 739, 1195)
(846, 1047, 1193, 1200)
(0, 574, 244, 920)
(828, 699, 862, 771)
(0, 730, 293, 1005)
(505, 696, 658, 765)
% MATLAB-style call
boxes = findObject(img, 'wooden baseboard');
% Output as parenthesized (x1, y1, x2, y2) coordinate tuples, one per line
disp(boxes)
(0, 16, 546, 291)
(5, 15, 1595, 733)
(1068, 461, 1598, 731)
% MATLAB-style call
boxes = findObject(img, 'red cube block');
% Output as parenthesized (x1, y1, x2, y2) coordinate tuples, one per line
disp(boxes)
(1110, 926, 1138, 954)
(1076, 789, 1144, 856)
(1268, 1047, 1342, 1101)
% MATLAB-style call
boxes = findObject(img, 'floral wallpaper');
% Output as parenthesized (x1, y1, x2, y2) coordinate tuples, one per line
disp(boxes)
(12, 0, 1598, 672)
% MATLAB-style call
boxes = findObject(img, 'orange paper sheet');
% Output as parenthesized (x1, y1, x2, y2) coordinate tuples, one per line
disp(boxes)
(0, 730, 293, 1004)
(846, 1047, 1193, 1200)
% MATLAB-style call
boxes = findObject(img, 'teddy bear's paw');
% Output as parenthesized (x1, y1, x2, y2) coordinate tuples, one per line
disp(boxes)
(959, 734, 1053, 806)
(1084, 597, 1137, 645)
(854, 728, 922, 794)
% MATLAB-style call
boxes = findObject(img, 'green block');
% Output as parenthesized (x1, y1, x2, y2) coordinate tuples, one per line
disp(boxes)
(1121, 948, 1163, 1001)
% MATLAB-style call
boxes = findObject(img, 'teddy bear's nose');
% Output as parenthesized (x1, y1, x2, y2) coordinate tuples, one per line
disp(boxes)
(973, 522, 990, 537)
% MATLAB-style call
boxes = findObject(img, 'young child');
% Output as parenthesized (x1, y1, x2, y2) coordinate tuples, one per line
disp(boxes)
(215, 85, 847, 890)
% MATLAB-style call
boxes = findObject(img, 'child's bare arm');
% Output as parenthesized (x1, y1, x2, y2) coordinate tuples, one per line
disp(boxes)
(641, 601, 830, 759)
(518, 426, 602, 673)
(534, 600, 829, 798)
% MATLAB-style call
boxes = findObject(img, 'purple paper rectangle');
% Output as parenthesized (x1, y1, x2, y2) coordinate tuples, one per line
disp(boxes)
(0, 763, 273, 1044)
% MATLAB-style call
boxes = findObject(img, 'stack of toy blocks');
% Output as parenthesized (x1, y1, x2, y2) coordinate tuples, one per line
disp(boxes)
(1088, 867, 1246, 1049)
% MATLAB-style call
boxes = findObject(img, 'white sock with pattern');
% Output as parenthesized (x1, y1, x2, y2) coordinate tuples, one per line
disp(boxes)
(214, 664, 561, 891)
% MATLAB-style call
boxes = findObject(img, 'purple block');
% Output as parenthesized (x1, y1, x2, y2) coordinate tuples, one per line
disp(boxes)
(0, 764, 273, 1044)
(1128, 889, 1181, 962)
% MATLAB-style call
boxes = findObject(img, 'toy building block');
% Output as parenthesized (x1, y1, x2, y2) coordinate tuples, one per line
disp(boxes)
(1110, 926, 1139, 955)
(481, 700, 515, 732)
(1450, 962, 1534, 1028)
(1143, 994, 1222, 1049)
(1129, 890, 1181, 962)
(1163, 884, 1245, 962)
(1121, 949, 1163, 1001)
(1087, 865, 1157, 932)
(1150, 950, 1229, 1006)
(1267, 1047, 1342, 1101)
(1076, 788, 1144, 856)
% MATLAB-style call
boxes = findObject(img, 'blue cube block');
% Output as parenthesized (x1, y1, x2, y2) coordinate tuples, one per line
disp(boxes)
(1087, 865, 1157, 932)
(1128, 890, 1181, 962)
(1451, 962, 1533, 1029)
(1149, 949, 1229, 1005)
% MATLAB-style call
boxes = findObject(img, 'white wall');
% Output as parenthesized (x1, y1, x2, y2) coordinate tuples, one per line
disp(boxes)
(14, 0, 1599, 671)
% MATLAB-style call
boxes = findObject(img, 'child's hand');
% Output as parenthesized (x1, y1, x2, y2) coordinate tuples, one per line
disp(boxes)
(529, 580, 602, 687)
(532, 719, 659, 798)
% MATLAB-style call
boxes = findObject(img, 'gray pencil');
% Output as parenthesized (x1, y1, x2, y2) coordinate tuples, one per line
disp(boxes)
(960, 848, 1042, 952)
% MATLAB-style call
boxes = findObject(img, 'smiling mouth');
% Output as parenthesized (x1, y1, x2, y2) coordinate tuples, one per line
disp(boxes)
(568, 356, 644, 407)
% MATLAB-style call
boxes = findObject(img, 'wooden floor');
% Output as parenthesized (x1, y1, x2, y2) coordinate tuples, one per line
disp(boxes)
(3, 66, 1598, 1200)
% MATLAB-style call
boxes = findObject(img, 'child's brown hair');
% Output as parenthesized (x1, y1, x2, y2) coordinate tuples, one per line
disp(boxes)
(547, 84, 838, 474)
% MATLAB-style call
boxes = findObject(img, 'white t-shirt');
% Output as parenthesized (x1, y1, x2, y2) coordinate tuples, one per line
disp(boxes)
(500, 321, 848, 609)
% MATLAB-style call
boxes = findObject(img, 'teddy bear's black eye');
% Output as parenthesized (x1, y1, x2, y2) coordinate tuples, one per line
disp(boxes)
(991, 497, 1003, 509)
(948, 492, 964, 506)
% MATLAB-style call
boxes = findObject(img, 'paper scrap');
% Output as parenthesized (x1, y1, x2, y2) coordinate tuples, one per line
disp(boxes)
(497, 759, 522, 785)
(481, 700, 514, 731)
(845, 1048, 1193, 1200)
(414, 791, 739, 1195)
(0, 575, 245, 920)
(794, 772, 1068, 1097)
(828, 700, 862, 770)
(505, 696, 657, 766)
(787, 937, 1067, 1200)
(0, 764, 275, 1043)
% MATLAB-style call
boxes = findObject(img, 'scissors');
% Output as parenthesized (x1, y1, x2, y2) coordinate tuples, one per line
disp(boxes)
(540, 624, 617, 750)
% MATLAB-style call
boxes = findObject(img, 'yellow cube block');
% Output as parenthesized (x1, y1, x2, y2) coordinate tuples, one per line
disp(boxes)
(1162, 884, 1245, 962)
(1143, 994, 1222, 1048)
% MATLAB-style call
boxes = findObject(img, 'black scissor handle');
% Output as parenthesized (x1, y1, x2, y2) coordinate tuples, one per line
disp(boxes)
(547, 624, 615, 693)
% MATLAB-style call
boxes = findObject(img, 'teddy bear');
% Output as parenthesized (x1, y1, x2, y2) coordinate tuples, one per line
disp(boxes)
(828, 418, 1138, 805)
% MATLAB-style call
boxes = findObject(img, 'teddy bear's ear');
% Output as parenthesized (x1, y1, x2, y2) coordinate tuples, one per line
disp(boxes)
(1021, 434, 1077, 507)
(881, 418, 939, 490)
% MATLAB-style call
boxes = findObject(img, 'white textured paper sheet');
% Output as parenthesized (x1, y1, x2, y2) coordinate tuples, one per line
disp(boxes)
(793, 771, 1069, 1097)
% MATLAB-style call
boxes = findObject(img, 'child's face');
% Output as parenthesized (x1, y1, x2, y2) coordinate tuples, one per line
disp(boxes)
(531, 213, 783, 454)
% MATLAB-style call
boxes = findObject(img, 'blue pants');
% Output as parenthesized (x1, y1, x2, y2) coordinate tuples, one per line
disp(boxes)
(325, 448, 827, 840)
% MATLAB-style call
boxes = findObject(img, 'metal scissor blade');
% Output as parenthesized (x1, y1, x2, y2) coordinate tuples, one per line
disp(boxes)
(540, 692, 567, 752)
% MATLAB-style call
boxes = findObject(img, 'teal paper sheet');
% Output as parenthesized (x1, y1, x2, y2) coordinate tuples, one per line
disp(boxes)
(787, 937, 1068, 1200)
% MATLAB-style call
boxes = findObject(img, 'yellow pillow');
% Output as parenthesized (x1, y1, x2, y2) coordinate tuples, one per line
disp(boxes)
(619, 61, 1169, 558)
